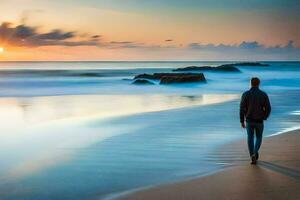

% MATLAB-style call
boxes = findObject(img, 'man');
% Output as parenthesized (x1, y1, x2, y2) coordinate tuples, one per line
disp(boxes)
(240, 77, 271, 165)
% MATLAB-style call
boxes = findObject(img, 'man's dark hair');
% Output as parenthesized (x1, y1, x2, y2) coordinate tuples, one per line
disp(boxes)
(251, 77, 260, 87)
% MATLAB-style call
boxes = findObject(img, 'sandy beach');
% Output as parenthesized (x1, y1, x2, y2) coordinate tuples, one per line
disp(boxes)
(118, 129, 300, 200)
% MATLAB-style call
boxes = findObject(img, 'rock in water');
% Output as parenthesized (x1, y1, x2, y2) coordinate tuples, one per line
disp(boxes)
(160, 73, 206, 84)
(132, 79, 155, 85)
(133, 73, 206, 84)
(233, 62, 269, 66)
(134, 73, 186, 80)
(173, 65, 240, 72)
(214, 64, 241, 72)
(134, 73, 159, 80)
(173, 62, 267, 72)
(173, 66, 212, 71)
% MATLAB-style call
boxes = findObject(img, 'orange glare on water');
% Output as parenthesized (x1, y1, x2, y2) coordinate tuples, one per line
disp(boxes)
(0, 47, 4, 53)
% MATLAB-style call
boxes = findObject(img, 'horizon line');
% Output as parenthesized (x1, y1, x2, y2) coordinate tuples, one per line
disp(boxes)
(0, 60, 300, 63)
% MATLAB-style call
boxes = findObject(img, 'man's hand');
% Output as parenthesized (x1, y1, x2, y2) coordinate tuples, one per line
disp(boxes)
(241, 122, 246, 129)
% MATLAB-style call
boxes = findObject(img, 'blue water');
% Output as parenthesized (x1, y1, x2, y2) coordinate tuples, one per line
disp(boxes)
(0, 61, 299, 200)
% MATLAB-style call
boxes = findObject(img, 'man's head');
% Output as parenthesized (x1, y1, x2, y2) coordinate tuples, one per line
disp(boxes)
(251, 77, 260, 88)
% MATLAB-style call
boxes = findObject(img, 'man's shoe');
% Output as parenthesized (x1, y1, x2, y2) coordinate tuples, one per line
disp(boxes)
(251, 154, 257, 165)
(255, 152, 259, 161)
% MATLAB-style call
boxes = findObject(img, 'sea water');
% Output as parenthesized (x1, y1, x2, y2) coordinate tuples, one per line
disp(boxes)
(0, 61, 299, 199)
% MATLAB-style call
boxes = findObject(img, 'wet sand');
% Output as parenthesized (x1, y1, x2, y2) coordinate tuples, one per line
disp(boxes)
(118, 129, 300, 200)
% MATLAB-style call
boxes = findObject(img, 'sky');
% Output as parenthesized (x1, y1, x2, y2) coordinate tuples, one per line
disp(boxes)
(0, 0, 299, 61)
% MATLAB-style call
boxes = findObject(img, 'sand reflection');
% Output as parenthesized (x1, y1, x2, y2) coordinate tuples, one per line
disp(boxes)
(0, 94, 238, 180)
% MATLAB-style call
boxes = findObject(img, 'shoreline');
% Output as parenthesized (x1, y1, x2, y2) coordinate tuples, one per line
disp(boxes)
(115, 129, 300, 200)
(104, 167, 230, 200)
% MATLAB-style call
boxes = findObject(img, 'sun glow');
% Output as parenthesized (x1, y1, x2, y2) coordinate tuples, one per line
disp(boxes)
(0, 47, 4, 53)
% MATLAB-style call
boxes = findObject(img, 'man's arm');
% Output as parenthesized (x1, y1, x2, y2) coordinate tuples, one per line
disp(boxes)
(263, 94, 271, 120)
(240, 93, 247, 127)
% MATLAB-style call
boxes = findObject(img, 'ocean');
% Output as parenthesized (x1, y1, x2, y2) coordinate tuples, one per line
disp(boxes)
(0, 61, 299, 199)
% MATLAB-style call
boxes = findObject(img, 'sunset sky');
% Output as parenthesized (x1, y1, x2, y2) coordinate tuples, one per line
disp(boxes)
(0, 0, 299, 61)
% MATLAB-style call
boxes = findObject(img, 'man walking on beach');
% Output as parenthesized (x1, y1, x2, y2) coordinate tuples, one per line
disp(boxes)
(240, 77, 271, 164)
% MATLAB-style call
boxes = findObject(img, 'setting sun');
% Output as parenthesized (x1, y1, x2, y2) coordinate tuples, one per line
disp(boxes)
(0, 47, 4, 53)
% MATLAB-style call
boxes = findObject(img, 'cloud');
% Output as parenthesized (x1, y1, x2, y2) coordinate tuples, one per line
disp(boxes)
(186, 40, 300, 60)
(0, 22, 173, 49)
(37, 30, 74, 40)
(14, 24, 36, 38)
(108, 41, 139, 48)
(109, 41, 164, 49)
(285, 40, 294, 49)
(0, 22, 101, 47)
(1, 21, 299, 60)
(91, 35, 101, 39)
(110, 41, 133, 45)
(239, 41, 262, 49)
(106, 41, 178, 51)
(187, 40, 300, 55)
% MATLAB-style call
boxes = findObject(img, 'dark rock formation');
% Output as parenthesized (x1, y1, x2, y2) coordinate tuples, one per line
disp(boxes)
(232, 62, 269, 66)
(134, 73, 183, 80)
(173, 62, 268, 72)
(213, 64, 241, 72)
(173, 65, 240, 72)
(173, 66, 212, 71)
(133, 73, 206, 84)
(134, 73, 158, 80)
(132, 79, 155, 85)
(160, 73, 206, 84)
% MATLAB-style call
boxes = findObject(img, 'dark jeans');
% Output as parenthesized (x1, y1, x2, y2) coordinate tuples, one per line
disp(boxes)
(246, 122, 264, 156)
